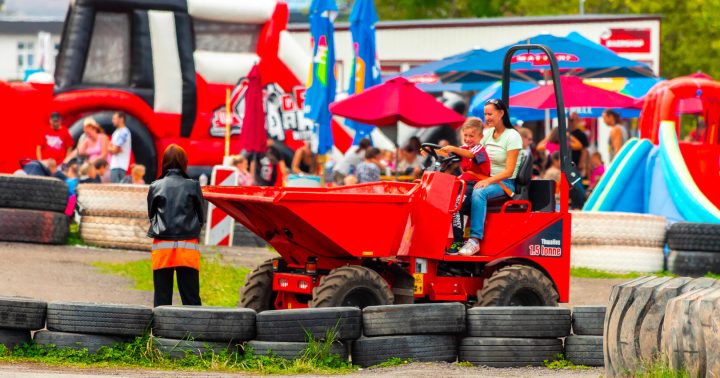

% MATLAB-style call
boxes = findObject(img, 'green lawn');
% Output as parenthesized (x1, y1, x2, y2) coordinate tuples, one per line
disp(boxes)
(93, 255, 250, 307)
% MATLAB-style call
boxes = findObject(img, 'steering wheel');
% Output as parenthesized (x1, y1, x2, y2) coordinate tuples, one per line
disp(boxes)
(421, 143, 461, 172)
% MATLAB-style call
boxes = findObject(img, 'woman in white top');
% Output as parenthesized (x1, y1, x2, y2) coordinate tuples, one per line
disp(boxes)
(458, 99, 523, 256)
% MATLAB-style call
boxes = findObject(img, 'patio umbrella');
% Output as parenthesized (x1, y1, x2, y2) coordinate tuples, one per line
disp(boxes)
(304, 0, 338, 155)
(438, 33, 655, 84)
(329, 76, 464, 179)
(399, 49, 494, 92)
(238, 65, 267, 154)
(345, 0, 381, 144)
(509, 76, 639, 110)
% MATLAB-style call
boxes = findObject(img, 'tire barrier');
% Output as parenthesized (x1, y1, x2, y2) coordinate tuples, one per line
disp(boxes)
(571, 211, 667, 248)
(255, 307, 362, 342)
(667, 250, 720, 277)
(79, 215, 151, 252)
(571, 245, 664, 273)
(571, 306, 605, 336)
(0, 175, 69, 244)
(666, 222, 720, 253)
(76, 184, 148, 218)
(77, 184, 151, 251)
(0, 299, 617, 368)
(604, 276, 720, 376)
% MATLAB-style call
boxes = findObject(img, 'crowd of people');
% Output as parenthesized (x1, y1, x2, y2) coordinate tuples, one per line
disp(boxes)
(18, 111, 145, 192)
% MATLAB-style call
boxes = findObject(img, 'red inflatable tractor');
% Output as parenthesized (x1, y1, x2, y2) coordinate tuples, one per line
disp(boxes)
(203, 45, 579, 310)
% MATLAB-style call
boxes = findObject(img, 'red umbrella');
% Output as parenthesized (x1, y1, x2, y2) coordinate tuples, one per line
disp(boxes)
(510, 76, 638, 110)
(238, 65, 267, 154)
(329, 76, 465, 127)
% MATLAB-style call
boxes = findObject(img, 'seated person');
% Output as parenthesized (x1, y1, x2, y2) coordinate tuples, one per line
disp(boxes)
(454, 99, 522, 256)
(436, 117, 491, 255)
(396, 145, 423, 178)
(121, 164, 146, 185)
(355, 148, 384, 183)
(78, 161, 99, 184)
(291, 143, 317, 174)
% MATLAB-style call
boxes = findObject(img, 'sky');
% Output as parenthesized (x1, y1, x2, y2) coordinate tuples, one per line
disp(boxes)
(3, 0, 69, 17)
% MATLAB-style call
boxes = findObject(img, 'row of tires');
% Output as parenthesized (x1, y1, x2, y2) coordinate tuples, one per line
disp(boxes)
(665, 222, 720, 276)
(0, 175, 69, 244)
(0, 296, 606, 368)
(604, 275, 720, 377)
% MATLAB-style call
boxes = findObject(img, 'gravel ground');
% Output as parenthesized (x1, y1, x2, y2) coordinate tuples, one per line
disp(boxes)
(0, 241, 612, 377)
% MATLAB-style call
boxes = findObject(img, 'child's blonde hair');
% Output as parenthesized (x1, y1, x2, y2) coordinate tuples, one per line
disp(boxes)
(131, 164, 145, 176)
(461, 117, 484, 133)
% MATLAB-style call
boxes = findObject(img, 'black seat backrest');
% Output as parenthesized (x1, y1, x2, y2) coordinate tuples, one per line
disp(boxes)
(512, 151, 534, 201)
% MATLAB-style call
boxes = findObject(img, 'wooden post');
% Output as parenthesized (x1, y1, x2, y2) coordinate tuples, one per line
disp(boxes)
(224, 88, 231, 158)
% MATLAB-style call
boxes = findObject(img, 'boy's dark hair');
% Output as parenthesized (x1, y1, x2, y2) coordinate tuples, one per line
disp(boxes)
(114, 111, 126, 121)
(93, 158, 108, 169)
(603, 109, 621, 124)
(365, 147, 381, 160)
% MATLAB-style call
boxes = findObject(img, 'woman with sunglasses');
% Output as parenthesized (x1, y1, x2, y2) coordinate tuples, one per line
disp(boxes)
(457, 99, 522, 256)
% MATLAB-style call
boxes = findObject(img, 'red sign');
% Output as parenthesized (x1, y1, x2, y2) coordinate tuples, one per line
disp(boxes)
(600, 28, 651, 53)
(511, 52, 579, 66)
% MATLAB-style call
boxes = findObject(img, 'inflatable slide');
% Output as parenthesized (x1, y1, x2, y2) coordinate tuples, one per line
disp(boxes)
(584, 121, 720, 223)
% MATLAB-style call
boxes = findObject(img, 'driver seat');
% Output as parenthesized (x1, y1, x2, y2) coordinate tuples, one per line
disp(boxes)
(486, 151, 533, 212)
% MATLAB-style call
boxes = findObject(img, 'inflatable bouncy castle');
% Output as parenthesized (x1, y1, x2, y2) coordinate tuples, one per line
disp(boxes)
(0, 0, 352, 179)
(585, 75, 720, 223)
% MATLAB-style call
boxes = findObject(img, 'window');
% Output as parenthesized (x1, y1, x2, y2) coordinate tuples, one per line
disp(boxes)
(17, 40, 34, 78)
(82, 12, 131, 85)
(193, 20, 260, 53)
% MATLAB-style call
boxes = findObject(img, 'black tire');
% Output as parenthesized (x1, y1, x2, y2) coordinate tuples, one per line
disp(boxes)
(352, 335, 457, 368)
(476, 265, 558, 307)
(47, 302, 153, 337)
(255, 307, 361, 342)
(0, 174, 68, 213)
(466, 307, 570, 338)
(309, 265, 393, 308)
(572, 306, 606, 336)
(239, 260, 275, 312)
(34, 330, 129, 354)
(0, 329, 31, 350)
(667, 222, 720, 253)
(153, 337, 235, 359)
(604, 276, 719, 375)
(0, 208, 68, 244)
(564, 335, 603, 367)
(152, 306, 256, 342)
(69, 112, 157, 182)
(245, 340, 348, 360)
(668, 250, 720, 277)
(0, 296, 47, 330)
(459, 337, 563, 368)
(362, 303, 466, 337)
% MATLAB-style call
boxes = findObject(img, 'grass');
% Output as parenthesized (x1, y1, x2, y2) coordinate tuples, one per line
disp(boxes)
(0, 334, 355, 375)
(370, 357, 411, 368)
(92, 254, 250, 307)
(543, 353, 591, 370)
(628, 358, 689, 378)
(570, 267, 677, 279)
(66, 223, 84, 246)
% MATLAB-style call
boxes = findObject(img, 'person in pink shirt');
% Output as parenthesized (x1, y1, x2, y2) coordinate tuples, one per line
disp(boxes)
(587, 152, 606, 194)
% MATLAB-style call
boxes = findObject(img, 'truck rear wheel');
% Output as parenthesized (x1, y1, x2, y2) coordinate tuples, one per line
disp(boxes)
(477, 265, 558, 307)
(239, 260, 275, 312)
(310, 266, 393, 308)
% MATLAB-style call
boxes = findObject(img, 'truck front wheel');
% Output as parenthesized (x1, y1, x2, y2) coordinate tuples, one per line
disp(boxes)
(476, 265, 559, 307)
(310, 266, 393, 308)
(239, 259, 275, 312)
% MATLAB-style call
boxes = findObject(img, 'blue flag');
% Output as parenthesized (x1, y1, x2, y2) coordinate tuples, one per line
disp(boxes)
(346, 0, 381, 144)
(304, 0, 337, 155)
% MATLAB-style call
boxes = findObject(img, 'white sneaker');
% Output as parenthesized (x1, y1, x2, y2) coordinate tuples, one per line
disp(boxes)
(458, 239, 480, 256)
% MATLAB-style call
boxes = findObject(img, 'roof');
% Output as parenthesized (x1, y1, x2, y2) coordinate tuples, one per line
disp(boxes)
(289, 14, 662, 32)
(0, 15, 63, 34)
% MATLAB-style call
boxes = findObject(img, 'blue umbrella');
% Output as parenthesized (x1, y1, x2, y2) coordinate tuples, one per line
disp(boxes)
(304, 0, 338, 155)
(346, 0, 381, 144)
(439, 34, 655, 83)
(398, 49, 493, 92)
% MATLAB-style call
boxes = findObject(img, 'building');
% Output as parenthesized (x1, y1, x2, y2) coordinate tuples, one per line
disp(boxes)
(0, 16, 62, 81)
(288, 14, 661, 91)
